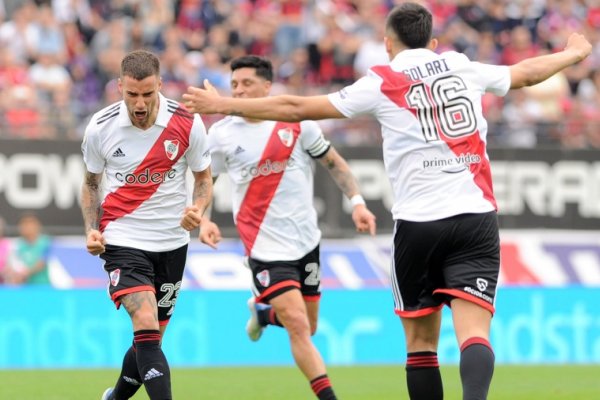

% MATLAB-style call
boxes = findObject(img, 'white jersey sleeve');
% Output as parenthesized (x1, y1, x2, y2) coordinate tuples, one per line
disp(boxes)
(186, 114, 211, 172)
(470, 61, 511, 96)
(81, 116, 106, 174)
(299, 120, 331, 158)
(327, 73, 384, 118)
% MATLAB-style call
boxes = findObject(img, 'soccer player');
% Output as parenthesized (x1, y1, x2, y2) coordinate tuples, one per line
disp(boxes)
(80, 49, 212, 400)
(198, 55, 376, 400)
(183, 3, 592, 399)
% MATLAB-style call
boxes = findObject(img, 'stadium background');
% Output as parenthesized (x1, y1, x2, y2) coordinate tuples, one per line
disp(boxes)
(1, 0, 600, 398)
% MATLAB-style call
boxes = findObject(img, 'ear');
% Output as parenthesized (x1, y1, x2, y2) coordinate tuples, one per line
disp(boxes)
(384, 36, 393, 61)
(117, 78, 123, 94)
(428, 38, 438, 51)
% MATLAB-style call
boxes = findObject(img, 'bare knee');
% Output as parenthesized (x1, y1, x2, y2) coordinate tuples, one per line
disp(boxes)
(278, 308, 311, 338)
(132, 310, 159, 330)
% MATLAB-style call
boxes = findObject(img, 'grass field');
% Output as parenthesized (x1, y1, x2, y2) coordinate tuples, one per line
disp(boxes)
(0, 364, 598, 399)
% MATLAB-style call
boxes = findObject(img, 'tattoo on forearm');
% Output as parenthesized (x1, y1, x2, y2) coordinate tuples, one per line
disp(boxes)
(193, 180, 210, 201)
(193, 177, 212, 214)
(325, 157, 359, 198)
(325, 158, 336, 170)
(81, 172, 102, 232)
(231, 110, 243, 117)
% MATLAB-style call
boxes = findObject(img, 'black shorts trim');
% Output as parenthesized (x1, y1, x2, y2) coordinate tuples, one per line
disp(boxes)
(248, 245, 321, 304)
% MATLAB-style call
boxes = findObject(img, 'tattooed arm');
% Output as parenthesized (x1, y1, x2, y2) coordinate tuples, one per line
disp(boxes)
(180, 167, 214, 232)
(318, 147, 377, 235)
(80, 170, 106, 255)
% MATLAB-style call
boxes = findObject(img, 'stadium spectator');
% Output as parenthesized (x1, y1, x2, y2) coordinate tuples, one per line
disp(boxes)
(28, 50, 72, 105)
(353, 13, 388, 79)
(182, 2, 592, 399)
(500, 25, 541, 66)
(198, 55, 376, 400)
(80, 49, 212, 400)
(522, 63, 571, 144)
(0, 2, 38, 64)
(0, 0, 598, 148)
(31, 4, 67, 64)
(4, 212, 51, 285)
(0, 82, 48, 138)
(500, 90, 543, 148)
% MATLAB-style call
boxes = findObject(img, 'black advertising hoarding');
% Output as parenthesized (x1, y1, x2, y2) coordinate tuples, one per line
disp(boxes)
(489, 147, 600, 230)
(0, 139, 599, 236)
(0, 140, 85, 235)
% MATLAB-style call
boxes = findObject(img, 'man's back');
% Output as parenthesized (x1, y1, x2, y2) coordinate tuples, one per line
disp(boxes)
(329, 49, 511, 222)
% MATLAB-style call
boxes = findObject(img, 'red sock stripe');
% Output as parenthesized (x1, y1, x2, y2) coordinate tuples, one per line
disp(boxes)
(460, 337, 493, 353)
(268, 308, 277, 325)
(134, 333, 161, 343)
(406, 355, 439, 368)
(310, 376, 331, 394)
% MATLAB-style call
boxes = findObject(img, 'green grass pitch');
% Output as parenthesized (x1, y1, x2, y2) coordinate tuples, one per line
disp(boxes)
(0, 364, 597, 399)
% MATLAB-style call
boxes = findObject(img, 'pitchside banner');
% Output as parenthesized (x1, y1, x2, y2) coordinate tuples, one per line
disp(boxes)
(2, 287, 600, 368)
(1, 139, 599, 234)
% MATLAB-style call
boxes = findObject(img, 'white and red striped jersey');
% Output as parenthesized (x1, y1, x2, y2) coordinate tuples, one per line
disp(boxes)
(328, 48, 511, 222)
(82, 94, 211, 252)
(208, 116, 330, 261)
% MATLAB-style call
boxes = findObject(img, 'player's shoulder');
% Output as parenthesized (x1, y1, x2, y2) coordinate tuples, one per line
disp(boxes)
(208, 116, 237, 134)
(84, 101, 123, 139)
(164, 97, 194, 120)
(439, 50, 471, 65)
(90, 101, 122, 127)
(299, 120, 321, 132)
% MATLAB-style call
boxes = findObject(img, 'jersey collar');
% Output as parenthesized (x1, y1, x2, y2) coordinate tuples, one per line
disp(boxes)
(118, 93, 170, 128)
(391, 48, 436, 64)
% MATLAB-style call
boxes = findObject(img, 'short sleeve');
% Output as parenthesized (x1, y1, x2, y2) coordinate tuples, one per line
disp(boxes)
(327, 73, 382, 118)
(299, 120, 330, 159)
(81, 122, 105, 174)
(187, 114, 212, 172)
(470, 62, 511, 96)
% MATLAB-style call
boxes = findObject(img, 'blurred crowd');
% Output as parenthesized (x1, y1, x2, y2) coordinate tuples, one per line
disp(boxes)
(1, 0, 600, 148)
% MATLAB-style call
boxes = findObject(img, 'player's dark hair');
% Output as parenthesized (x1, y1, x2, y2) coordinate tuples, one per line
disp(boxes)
(386, 2, 432, 49)
(120, 50, 160, 80)
(230, 55, 273, 82)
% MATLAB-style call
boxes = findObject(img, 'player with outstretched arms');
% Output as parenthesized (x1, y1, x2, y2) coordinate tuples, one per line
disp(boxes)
(183, 3, 591, 399)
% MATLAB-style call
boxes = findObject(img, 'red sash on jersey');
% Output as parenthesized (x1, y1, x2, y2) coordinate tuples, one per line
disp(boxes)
(372, 65, 495, 208)
(236, 122, 301, 256)
(99, 113, 193, 232)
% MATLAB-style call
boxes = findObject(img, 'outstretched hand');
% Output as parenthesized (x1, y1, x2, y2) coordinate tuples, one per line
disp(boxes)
(182, 79, 221, 115)
(565, 32, 592, 62)
(352, 204, 377, 236)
